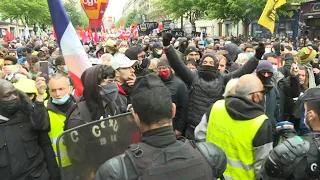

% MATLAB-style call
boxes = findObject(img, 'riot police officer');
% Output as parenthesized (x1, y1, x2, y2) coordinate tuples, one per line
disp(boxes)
(259, 87, 320, 180)
(94, 74, 227, 180)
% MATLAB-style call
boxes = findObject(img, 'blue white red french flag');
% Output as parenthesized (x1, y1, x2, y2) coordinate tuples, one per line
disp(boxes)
(47, 0, 92, 97)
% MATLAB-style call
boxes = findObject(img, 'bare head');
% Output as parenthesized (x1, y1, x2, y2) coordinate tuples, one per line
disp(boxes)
(235, 74, 265, 104)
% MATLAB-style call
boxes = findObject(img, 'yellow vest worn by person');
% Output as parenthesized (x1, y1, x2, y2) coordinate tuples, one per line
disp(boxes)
(45, 100, 72, 167)
(206, 100, 267, 180)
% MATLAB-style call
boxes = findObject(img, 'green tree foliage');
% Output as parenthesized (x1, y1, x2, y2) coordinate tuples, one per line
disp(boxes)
(204, 0, 307, 37)
(63, 2, 88, 28)
(154, 0, 206, 26)
(123, 10, 143, 28)
(0, 0, 51, 26)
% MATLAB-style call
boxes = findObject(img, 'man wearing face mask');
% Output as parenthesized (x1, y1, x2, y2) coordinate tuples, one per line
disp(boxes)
(157, 56, 189, 136)
(259, 88, 320, 180)
(38, 74, 76, 177)
(256, 60, 300, 145)
(0, 78, 51, 179)
(162, 33, 264, 139)
(148, 42, 163, 59)
(244, 44, 255, 59)
(205, 74, 273, 180)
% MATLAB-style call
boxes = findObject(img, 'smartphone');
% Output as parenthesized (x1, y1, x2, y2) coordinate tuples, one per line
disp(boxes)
(5, 65, 19, 73)
(39, 61, 49, 83)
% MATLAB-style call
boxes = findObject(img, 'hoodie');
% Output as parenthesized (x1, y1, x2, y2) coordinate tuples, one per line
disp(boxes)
(195, 95, 273, 175)
(66, 65, 119, 130)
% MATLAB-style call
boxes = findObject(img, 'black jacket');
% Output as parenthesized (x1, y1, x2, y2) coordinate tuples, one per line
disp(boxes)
(0, 91, 50, 180)
(66, 65, 120, 130)
(165, 45, 260, 139)
(161, 75, 189, 133)
(94, 126, 220, 180)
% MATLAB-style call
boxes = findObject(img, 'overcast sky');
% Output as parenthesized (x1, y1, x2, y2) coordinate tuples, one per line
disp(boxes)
(104, 0, 127, 20)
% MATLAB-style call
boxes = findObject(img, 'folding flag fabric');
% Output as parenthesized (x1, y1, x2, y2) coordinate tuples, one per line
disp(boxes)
(47, 0, 92, 97)
(258, 0, 286, 34)
(4, 30, 14, 42)
(25, 24, 30, 40)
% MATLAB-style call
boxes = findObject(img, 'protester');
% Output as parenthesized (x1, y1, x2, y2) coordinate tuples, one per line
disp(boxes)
(163, 33, 265, 139)
(110, 54, 137, 112)
(157, 56, 189, 136)
(205, 74, 273, 179)
(42, 74, 76, 173)
(0, 78, 51, 179)
(66, 65, 120, 129)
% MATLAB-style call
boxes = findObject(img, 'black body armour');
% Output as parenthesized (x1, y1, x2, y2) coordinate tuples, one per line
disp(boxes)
(125, 139, 215, 180)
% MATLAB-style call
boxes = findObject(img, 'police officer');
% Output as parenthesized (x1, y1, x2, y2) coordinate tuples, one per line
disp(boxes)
(259, 87, 320, 180)
(94, 74, 227, 180)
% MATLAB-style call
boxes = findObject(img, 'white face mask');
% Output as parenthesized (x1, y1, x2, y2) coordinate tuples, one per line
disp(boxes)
(265, 48, 272, 53)
(156, 50, 162, 55)
(272, 65, 278, 73)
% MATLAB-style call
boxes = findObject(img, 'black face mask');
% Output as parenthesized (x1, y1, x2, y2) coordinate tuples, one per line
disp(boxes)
(100, 82, 119, 102)
(257, 73, 272, 86)
(198, 65, 220, 81)
(0, 99, 20, 118)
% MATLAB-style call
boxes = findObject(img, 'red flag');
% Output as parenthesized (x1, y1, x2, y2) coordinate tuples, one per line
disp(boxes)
(4, 30, 14, 42)
(53, 27, 57, 40)
(77, 26, 85, 39)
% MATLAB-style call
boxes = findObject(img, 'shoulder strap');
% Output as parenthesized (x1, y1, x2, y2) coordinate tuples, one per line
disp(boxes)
(78, 101, 92, 123)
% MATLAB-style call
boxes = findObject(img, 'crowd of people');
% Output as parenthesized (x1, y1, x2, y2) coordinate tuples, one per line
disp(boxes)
(0, 32, 320, 180)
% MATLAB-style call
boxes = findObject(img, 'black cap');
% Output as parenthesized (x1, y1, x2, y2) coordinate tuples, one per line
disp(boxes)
(131, 74, 168, 98)
(305, 88, 320, 101)
(185, 47, 198, 56)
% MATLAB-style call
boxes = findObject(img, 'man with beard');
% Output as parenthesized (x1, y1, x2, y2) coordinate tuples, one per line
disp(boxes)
(259, 88, 320, 180)
(157, 56, 189, 136)
(0, 79, 51, 179)
(162, 33, 265, 139)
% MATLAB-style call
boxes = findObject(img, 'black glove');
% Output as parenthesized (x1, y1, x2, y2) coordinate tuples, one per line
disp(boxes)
(255, 43, 265, 60)
(162, 33, 173, 47)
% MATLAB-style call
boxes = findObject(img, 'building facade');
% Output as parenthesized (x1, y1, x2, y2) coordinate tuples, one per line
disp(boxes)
(0, 16, 24, 39)
(300, 1, 320, 40)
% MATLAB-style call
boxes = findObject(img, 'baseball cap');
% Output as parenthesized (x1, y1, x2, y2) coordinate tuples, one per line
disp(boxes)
(110, 54, 137, 70)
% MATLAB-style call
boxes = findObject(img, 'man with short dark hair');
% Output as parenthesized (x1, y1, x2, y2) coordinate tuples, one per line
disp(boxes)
(260, 88, 320, 180)
(94, 74, 227, 180)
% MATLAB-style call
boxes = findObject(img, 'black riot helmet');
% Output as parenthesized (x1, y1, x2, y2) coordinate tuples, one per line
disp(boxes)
(196, 142, 227, 179)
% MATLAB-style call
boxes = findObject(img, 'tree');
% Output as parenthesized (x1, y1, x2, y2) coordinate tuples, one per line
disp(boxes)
(154, 0, 206, 28)
(204, 0, 309, 38)
(63, 2, 88, 28)
(0, 0, 51, 26)
(123, 10, 143, 28)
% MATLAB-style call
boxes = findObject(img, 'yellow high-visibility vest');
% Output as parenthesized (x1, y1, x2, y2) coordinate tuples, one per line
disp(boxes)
(206, 100, 267, 180)
(45, 100, 72, 167)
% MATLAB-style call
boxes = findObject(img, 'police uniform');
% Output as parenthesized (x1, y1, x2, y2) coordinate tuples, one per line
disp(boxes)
(259, 88, 320, 180)
(93, 74, 227, 180)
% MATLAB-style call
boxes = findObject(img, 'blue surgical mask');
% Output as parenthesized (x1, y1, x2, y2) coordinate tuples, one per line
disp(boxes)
(63, 66, 69, 74)
(52, 94, 70, 105)
(246, 52, 254, 59)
